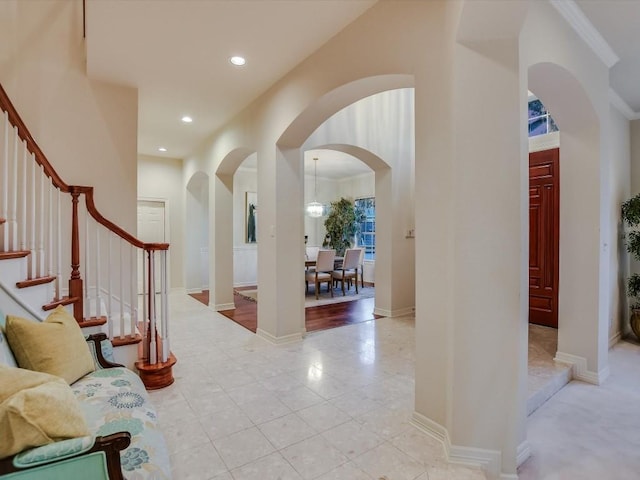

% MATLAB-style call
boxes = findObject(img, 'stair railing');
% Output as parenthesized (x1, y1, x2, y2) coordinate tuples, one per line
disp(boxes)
(0, 82, 171, 368)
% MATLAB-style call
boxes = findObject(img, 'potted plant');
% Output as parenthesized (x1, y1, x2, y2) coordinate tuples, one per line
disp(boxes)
(621, 193, 640, 340)
(323, 197, 364, 256)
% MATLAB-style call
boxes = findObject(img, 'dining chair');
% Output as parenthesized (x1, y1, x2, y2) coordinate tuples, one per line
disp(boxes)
(305, 249, 335, 299)
(357, 247, 365, 289)
(332, 248, 361, 295)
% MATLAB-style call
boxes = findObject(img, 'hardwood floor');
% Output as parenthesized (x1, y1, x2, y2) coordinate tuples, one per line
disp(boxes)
(188, 289, 381, 333)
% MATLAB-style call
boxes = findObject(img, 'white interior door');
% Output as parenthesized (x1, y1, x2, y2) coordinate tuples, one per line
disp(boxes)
(137, 200, 166, 294)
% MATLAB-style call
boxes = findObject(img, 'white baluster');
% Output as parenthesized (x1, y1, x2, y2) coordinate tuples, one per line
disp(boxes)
(95, 223, 101, 320)
(48, 180, 53, 277)
(9, 126, 18, 250)
(161, 250, 169, 362)
(1, 111, 8, 251)
(84, 215, 90, 320)
(55, 188, 61, 300)
(130, 244, 136, 340)
(20, 144, 27, 251)
(149, 250, 157, 364)
(37, 164, 45, 277)
(119, 240, 124, 339)
(142, 248, 148, 360)
(29, 155, 36, 279)
(107, 233, 113, 340)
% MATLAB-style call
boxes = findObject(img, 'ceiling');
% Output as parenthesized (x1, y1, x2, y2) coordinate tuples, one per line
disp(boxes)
(86, 1, 640, 175)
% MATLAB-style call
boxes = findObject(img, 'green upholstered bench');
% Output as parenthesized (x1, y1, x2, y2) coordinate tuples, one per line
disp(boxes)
(0, 309, 172, 480)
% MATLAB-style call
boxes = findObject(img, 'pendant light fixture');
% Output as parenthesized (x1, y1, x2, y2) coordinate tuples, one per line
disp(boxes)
(306, 157, 324, 218)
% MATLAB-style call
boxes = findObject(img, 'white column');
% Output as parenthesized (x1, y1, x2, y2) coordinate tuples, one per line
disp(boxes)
(209, 173, 235, 310)
(256, 147, 305, 342)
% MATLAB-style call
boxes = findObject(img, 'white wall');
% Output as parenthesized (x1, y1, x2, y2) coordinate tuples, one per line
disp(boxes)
(185, 173, 209, 293)
(0, 0, 138, 234)
(138, 155, 185, 289)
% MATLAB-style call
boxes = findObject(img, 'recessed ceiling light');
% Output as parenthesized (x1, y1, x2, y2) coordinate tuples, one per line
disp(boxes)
(229, 56, 246, 66)
(158, 147, 167, 152)
(181, 116, 193, 123)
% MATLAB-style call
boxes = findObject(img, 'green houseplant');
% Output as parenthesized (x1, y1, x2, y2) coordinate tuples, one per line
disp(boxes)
(621, 193, 640, 340)
(323, 197, 364, 256)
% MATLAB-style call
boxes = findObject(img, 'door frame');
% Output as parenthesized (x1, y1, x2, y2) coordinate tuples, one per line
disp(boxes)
(137, 197, 170, 244)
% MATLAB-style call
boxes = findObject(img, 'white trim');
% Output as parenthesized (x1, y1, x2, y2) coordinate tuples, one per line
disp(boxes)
(554, 351, 610, 385)
(233, 281, 257, 288)
(609, 331, 622, 349)
(212, 302, 235, 311)
(411, 412, 449, 444)
(528, 131, 560, 153)
(517, 441, 532, 467)
(373, 305, 414, 318)
(449, 444, 501, 479)
(412, 412, 514, 480)
(256, 328, 303, 345)
(185, 287, 203, 294)
(608, 89, 640, 120)
(549, 0, 619, 69)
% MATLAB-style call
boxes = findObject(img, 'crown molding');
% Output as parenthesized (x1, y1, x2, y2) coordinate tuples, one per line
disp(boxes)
(549, 0, 619, 69)
(609, 89, 640, 121)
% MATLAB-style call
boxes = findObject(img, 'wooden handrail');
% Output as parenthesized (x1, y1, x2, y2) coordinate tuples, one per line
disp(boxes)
(73, 185, 169, 251)
(0, 83, 69, 192)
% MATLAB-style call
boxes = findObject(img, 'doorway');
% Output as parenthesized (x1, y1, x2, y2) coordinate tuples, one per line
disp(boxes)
(529, 148, 559, 328)
(137, 199, 167, 294)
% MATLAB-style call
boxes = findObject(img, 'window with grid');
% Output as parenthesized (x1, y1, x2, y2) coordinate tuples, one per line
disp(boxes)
(355, 197, 375, 260)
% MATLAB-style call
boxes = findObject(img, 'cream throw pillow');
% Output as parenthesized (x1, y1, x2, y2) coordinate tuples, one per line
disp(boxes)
(0, 365, 89, 459)
(5, 306, 95, 384)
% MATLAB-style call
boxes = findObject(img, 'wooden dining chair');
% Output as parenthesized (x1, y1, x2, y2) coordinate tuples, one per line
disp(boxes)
(305, 249, 336, 299)
(331, 248, 362, 295)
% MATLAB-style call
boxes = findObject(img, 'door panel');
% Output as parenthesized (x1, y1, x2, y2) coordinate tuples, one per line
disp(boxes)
(529, 148, 559, 328)
(137, 201, 166, 294)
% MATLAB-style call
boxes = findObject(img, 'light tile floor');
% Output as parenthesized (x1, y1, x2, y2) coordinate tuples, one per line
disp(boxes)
(153, 293, 640, 479)
(151, 293, 486, 480)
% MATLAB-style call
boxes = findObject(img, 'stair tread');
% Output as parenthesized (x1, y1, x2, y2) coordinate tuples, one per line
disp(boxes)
(79, 316, 108, 328)
(112, 333, 143, 347)
(42, 296, 79, 311)
(0, 250, 30, 260)
(16, 275, 56, 289)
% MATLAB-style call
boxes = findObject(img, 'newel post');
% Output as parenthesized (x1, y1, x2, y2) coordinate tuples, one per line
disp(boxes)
(69, 188, 84, 322)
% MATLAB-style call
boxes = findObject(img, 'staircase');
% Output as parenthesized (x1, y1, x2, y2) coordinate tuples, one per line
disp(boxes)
(0, 83, 175, 389)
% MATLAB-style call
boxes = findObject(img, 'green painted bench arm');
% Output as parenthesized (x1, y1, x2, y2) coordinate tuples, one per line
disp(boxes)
(0, 432, 131, 480)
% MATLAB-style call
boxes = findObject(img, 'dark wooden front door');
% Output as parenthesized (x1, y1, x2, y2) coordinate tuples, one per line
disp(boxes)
(529, 148, 559, 328)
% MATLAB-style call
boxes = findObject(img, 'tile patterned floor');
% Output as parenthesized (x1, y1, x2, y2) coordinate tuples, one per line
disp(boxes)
(153, 293, 640, 479)
(151, 293, 487, 480)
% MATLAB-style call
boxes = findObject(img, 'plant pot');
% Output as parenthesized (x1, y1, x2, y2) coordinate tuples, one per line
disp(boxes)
(631, 310, 640, 341)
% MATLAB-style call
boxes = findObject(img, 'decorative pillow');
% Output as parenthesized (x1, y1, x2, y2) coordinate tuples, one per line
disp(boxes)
(0, 366, 89, 459)
(5, 306, 95, 384)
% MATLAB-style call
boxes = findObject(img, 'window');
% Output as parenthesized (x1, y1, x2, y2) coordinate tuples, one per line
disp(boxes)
(528, 98, 558, 137)
(355, 197, 375, 260)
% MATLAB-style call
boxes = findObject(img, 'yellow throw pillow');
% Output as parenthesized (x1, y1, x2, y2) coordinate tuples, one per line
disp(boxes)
(0, 365, 89, 459)
(5, 306, 95, 384)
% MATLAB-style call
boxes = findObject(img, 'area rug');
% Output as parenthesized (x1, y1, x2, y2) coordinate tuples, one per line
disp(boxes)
(233, 286, 375, 308)
(235, 289, 258, 302)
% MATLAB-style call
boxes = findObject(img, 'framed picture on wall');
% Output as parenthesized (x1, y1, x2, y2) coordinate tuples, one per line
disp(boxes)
(245, 191, 257, 243)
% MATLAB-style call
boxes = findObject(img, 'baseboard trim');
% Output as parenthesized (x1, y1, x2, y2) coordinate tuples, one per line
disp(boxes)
(185, 287, 202, 294)
(554, 351, 609, 385)
(213, 302, 235, 311)
(517, 440, 531, 467)
(609, 331, 621, 348)
(373, 306, 415, 318)
(411, 412, 449, 444)
(234, 282, 257, 288)
(256, 328, 303, 345)
(412, 411, 520, 480)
